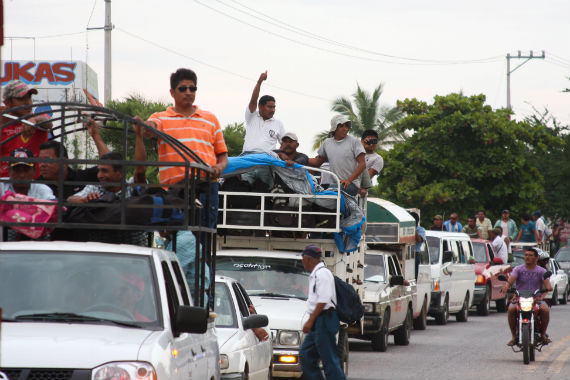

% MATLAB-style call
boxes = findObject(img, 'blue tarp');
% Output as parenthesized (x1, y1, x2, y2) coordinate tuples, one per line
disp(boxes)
(222, 154, 365, 253)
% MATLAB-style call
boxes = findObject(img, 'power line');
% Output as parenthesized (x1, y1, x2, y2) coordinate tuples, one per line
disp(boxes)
(546, 51, 570, 64)
(87, 0, 98, 27)
(115, 27, 330, 102)
(195, 0, 502, 66)
(223, 0, 503, 65)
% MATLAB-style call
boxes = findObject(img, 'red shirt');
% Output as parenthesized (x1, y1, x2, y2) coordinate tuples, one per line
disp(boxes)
(1, 117, 48, 177)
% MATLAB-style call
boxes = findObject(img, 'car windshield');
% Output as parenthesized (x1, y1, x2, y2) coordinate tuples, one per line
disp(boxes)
(0, 251, 160, 328)
(214, 282, 237, 328)
(364, 254, 385, 283)
(472, 242, 488, 263)
(426, 236, 441, 264)
(512, 250, 526, 267)
(216, 256, 309, 300)
(555, 247, 570, 262)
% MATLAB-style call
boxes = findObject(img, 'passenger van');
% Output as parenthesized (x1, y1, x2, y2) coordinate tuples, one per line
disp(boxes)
(424, 231, 476, 324)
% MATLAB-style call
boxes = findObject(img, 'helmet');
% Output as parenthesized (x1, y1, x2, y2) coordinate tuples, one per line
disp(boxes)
(537, 248, 550, 261)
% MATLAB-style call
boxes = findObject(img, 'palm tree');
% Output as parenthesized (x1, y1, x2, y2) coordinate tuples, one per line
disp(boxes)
(312, 83, 404, 149)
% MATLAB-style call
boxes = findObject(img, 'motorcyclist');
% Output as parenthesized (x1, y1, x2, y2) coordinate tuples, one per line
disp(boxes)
(501, 247, 553, 346)
(536, 248, 551, 270)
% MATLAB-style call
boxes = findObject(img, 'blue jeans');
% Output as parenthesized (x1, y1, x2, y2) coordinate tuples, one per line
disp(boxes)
(199, 182, 219, 229)
(300, 310, 346, 380)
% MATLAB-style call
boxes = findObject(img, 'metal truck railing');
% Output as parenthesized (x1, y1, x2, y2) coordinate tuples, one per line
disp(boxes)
(1, 102, 214, 308)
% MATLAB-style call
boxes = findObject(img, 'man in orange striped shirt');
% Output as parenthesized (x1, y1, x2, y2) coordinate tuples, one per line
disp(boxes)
(136, 68, 228, 228)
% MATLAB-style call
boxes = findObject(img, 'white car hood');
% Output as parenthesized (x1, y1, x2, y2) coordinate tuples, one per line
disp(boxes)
(363, 282, 388, 302)
(216, 328, 239, 351)
(1, 322, 154, 368)
(251, 296, 308, 331)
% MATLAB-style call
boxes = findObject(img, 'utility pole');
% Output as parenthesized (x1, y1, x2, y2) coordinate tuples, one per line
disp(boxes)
(87, 0, 113, 105)
(506, 50, 545, 110)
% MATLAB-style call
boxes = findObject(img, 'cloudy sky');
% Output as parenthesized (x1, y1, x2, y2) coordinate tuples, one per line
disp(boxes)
(5, 0, 570, 154)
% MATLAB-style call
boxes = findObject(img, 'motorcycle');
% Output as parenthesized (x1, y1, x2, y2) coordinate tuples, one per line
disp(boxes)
(499, 271, 551, 365)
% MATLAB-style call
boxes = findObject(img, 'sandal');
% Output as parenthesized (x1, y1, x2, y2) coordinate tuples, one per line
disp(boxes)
(507, 338, 516, 347)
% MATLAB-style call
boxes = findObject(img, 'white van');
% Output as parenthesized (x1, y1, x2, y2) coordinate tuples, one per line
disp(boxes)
(424, 231, 476, 324)
(0, 241, 220, 380)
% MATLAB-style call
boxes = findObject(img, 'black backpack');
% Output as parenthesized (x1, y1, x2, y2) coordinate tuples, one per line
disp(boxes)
(315, 267, 364, 325)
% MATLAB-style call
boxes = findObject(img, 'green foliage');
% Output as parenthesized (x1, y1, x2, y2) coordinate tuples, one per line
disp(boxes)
(223, 122, 245, 157)
(525, 108, 570, 220)
(104, 94, 170, 183)
(313, 83, 404, 149)
(375, 93, 563, 226)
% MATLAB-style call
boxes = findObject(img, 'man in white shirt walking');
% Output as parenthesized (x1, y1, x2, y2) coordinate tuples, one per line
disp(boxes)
(299, 244, 346, 380)
(489, 227, 508, 264)
(242, 71, 285, 153)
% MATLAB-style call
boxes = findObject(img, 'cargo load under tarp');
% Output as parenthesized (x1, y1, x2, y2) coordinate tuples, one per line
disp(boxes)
(220, 153, 365, 252)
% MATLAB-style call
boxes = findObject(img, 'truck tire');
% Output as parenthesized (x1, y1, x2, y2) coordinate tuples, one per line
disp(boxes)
(456, 293, 469, 322)
(551, 287, 558, 306)
(561, 286, 568, 305)
(477, 286, 490, 316)
(413, 298, 428, 330)
(371, 311, 389, 352)
(435, 296, 449, 325)
(337, 326, 349, 376)
(394, 307, 412, 346)
(496, 296, 508, 313)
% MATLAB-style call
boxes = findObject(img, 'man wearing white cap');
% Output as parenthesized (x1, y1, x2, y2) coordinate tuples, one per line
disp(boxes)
(308, 115, 366, 197)
(273, 131, 308, 166)
(1, 80, 52, 177)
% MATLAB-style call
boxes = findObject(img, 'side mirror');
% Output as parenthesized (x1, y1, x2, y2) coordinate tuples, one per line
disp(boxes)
(174, 305, 209, 336)
(442, 251, 453, 263)
(389, 275, 405, 287)
(544, 270, 552, 279)
(242, 314, 268, 330)
(497, 274, 508, 282)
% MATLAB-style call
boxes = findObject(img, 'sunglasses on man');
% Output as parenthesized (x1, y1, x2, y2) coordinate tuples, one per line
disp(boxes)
(365, 139, 378, 145)
(177, 85, 198, 93)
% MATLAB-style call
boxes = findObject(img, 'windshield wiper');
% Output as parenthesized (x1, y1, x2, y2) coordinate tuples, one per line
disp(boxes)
(13, 312, 143, 328)
(256, 292, 306, 300)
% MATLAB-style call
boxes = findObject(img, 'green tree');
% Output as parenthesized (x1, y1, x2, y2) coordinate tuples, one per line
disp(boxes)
(312, 83, 403, 150)
(222, 122, 245, 156)
(375, 93, 562, 226)
(102, 94, 170, 182)
(525, 107, 570, 220)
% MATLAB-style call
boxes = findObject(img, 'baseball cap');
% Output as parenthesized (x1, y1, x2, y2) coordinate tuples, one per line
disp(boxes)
(493, 227, 503, 235)
(3, 80, 38, 102)
(281, 132, 298, 142)
(329, 114, 351, 132)
(433, 214, 443, 220)
(298, 244, 322, 258)
(9, 148, 35, 167)
(502, 209, 509, 213)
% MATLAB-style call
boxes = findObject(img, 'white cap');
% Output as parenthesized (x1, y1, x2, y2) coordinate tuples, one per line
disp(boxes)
(281, 132, 298, 142)
(329, 114, 351, 132)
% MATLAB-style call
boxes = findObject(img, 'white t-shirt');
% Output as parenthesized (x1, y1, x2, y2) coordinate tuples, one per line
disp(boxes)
(501, 220, 509, 238)
(365, 152, 384, 177)
(0, 180, 56, 200)
(242, 107, 285, 153)
(535, 217, 546, 242)
(492, 235, 508, 263)
(307, 262, 336, 313)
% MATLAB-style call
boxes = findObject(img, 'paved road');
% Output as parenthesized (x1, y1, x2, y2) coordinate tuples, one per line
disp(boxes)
(347, 302, 570, 380)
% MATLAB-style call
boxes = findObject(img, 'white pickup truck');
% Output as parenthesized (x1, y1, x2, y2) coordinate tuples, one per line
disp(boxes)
(0, 241, 220, 380)
(350, 198, 432, 351)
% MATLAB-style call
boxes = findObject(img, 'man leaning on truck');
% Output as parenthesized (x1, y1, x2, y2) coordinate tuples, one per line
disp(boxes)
(299, 244, 346, 380)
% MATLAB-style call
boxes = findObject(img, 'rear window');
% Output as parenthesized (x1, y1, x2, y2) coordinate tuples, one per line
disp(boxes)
(472, 242, 487, 263)
(555, 247, 570, 262)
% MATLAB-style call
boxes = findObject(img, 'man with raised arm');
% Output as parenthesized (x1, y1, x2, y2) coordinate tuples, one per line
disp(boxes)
(242, 71, 285, 154)
(136, 68, 228, 228)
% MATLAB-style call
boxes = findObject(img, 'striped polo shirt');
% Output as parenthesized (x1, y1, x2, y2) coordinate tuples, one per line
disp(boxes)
(148, 106, 227, 184)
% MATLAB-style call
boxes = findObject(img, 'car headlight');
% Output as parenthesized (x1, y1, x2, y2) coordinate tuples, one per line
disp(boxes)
(92, 362, 156, 380)
(519, 297, 533, 312)
(364, 302, 375, 313)
(476, 275, 486, 285)
(219, 354, 229, 370)
(278, 330, 300, 346)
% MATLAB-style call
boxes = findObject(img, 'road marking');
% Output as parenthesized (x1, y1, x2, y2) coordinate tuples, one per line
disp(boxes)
(524, 334, 570, 373)
(547, 345, 570, 375)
